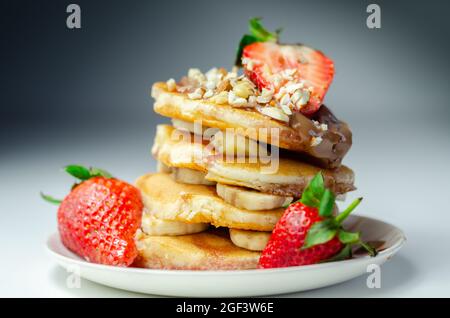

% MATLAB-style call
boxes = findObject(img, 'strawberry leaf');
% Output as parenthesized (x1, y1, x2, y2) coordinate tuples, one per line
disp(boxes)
(301, 219, 338, 250)
(64, 165, 91, 180)
(235, 17, 280, 66)
(335, 197, 363, 224)
(300, 172, 325, 208)
(321, 244, 352, 263)
(89, 167, 113, 178)
(338, 229, 360, 244)
(40, 192, 62, 205)
(318, 189, 335, 217)
(235, 34, 259, 66)
(359, 241, 378, 257)
(248, 17, 277, 42)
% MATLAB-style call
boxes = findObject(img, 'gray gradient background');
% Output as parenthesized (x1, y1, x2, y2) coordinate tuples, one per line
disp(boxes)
(1, 0, 450, 297)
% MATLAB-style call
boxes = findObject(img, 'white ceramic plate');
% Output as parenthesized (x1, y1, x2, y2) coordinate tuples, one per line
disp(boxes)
(46, 215, 405, 297)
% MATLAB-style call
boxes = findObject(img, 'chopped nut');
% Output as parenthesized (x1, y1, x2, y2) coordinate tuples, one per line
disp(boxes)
(256, 88, 274, 104)
(228, 91, 247, 107)
(280, 103, 293, 115)
(213, 91, 228, 104)
(216, 79, 231, 92)
(188, 68, 206, 83)
(203, 89, 214, 98)
(233, 81, 254, 99)
(247, 95, 257, 107)
(259, 106, 289, 122)
(166, 78, 177, 92)
(285, 82, 304, 94)
(187, 88, 204, 99)
(242, 57, 255, 71)
(310, 136, 323, 147)
(291, 89, 302, 104)
(279, 93, 291, 106)
(297, 89, 310, 107)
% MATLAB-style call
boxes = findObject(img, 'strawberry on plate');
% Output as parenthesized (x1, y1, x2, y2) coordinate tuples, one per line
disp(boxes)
(42, 165, 143, 266)
(235, 18, 334, 115)
(259, 172, 376, 269)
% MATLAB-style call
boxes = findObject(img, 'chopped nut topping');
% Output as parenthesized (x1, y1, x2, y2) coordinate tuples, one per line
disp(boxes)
(168, 66, 315, 120)
(233, 81, 254, 99)
(203, 89, 214, 98)
(187, 87, 204, 100)
(280, 103, 293, 115)
(259, 106, 289, 122)
(256, 88, 274, 104)
(310, 136, 323, 147)
(166, 78, 177, 92)
(213, 91, 228, 104)
(297, 89, 310, 107)
(228, 91, 247, 107)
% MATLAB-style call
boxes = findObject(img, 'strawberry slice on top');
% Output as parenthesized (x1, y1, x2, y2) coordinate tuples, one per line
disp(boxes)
(243, 42, 335, 115)
(235, 18, 335, 115)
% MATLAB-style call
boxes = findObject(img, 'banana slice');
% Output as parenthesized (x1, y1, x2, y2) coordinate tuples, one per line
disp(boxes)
(156, 161, 172, 173)
(216, 183, 293, 211)
(210, 130, 270, 158)
(171, 167, 216, 186)
(229, 228, 271, 251)
(171, 119, 219, 139)
(141, 213, 209, 236)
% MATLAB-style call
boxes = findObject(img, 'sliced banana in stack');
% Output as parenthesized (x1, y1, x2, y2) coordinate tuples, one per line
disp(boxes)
(171, 167, 216, 186)
(148, 124, 302, 254)
(229, 229, 271, 251)
(215, 184, 291, 251)
(216, 183, 292, 211)
(209, 130, 270, 158)
(172, 118, 219, 139)
(141, 213, 209, 236)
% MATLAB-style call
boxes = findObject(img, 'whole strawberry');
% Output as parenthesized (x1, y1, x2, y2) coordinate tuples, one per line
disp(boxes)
(42, 165, 143, 266)
(259, 172, 376, 268)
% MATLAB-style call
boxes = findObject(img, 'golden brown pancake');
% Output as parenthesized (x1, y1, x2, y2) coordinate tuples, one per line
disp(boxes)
(135, 173, 284, 231)
(151, 82, 351, 168)
(206, 157, 354, 197)
(152, 125, 355, 197)
(152, 124, 209, 172)
(135, 229, 260, 270)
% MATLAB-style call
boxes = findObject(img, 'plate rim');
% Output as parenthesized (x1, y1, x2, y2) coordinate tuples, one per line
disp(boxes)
(46, 214, 406, 276)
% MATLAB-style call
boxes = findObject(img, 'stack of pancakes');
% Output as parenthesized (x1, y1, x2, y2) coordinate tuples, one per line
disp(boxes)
(134, 81, 355, 270)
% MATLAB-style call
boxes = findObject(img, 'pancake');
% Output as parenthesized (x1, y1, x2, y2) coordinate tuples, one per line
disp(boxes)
(151, 82, 351, 168)
(206, 157, 355, 197)
(152, 125, 355, 197)
(135, 229, 260, 270)
(152, 124, 209, 172)
(135, 173, 284, 231)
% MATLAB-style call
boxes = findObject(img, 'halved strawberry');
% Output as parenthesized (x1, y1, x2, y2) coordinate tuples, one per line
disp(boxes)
(242, 42, 334, 115)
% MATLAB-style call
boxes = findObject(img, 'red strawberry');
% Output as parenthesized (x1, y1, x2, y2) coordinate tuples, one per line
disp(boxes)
(242, 42, 334, 115)
(259, 172, 376, 269)
(259, 202, 343, 268)
(42, 165, 143, 266)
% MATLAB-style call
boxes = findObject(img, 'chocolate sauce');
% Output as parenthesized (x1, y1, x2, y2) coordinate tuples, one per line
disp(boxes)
(289, 105, 352, 168)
